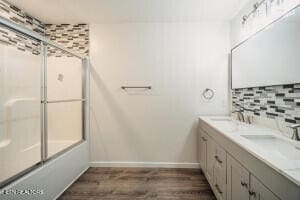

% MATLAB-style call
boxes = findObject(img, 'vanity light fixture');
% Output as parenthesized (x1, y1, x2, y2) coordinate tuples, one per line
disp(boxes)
(241, 1, 264, 26)
(242, 15, 247, 26)
(241, 0, 286, 27)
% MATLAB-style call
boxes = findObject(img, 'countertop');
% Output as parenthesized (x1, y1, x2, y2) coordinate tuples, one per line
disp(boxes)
(199, 116, 300, 187)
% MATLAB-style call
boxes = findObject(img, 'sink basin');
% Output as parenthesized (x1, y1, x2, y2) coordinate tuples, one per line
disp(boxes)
(210, 118, 232, 122)
(242, 135, 300, 160)
(209, 117, 238, 132)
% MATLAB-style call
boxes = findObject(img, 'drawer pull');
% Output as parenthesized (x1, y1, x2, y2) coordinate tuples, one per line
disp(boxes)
(240, 181, 248, 188)
(201, 137, 207, 142)
(214, 155, 223, 164)
(249, 190, 256, 197)
(215, 184, 223, 194)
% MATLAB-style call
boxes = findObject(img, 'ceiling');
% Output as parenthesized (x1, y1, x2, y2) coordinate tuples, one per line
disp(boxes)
(7, 0, 249, 24)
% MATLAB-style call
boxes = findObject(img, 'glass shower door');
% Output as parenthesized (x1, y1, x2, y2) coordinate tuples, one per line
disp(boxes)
(0, 26, 42, 185)
(46, 45, 84, 158)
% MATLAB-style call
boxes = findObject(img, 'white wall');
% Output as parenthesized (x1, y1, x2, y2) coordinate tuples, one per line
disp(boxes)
(89, 22, 230, 167)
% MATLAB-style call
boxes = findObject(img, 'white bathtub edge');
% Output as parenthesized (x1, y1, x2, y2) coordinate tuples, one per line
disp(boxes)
(0, 141, 89, 200)
(54, 165, 89, 200)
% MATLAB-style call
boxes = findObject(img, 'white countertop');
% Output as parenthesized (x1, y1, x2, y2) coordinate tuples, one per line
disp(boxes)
(199, 116, 300, 187)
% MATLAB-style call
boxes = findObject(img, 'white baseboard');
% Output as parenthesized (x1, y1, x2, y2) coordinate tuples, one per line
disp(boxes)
(89, 161, 200, 169)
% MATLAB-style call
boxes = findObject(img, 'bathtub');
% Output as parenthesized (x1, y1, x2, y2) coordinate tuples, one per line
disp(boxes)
(0, 139, 81, 184)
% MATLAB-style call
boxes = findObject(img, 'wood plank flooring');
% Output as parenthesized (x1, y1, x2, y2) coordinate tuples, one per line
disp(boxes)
(58, 167, 216, 200)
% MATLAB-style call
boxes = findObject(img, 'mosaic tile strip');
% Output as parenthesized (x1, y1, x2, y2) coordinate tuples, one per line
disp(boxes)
(232, 84, 300, 124)
(0, 0, 43, 54)
(0, 0, 89, 57)
(47, 45, 73, 58)
(0, 24, 41, 55)
(45, 24, 89, 57)
(0, 0, 45, 34)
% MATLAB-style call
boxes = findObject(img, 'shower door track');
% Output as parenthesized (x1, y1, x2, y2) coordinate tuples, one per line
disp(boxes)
(0, 15, 90, 188)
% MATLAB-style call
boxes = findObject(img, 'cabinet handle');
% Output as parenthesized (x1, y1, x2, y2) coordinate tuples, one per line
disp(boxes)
(240, 181, 248, 188)
(201, 137, 207, 142)
(249, 190, 256, 197)
(215, 184, 223, 194)
(214, 155, 223, 164)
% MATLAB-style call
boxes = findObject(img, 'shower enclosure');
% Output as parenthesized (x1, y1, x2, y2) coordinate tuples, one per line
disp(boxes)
(0, 17, 88, 188)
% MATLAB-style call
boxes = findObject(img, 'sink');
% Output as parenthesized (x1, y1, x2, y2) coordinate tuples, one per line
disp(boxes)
(209, 117, 238, 132)
(210, 118, 232, 122)
(242, 135, 300, 160)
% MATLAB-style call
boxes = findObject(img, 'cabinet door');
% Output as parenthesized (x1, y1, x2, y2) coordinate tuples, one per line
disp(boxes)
(250, 175, 279, 200)
(199, 130, 207, 172)
(227, 155, 250, 200)
(214, 143, 227, 178)
(206, 134, 215, 184)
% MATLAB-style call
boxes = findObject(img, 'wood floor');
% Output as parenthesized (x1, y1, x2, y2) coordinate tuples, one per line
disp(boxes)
(58, 167, 216, 200)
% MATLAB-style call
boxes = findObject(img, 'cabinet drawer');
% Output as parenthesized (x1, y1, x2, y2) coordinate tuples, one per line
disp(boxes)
(214, 166, 227, 200)
(214, 144, 226, 176)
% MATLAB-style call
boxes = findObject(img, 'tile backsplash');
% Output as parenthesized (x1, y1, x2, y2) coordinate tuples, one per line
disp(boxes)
(232, 84, 300, 124)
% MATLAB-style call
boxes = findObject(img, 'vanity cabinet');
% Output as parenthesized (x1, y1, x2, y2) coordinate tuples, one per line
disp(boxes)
(214, 165, 227, 200)
(199, 128, 227, 199)
(227, 155, 279, 200)
(199, 130, 214, 182)
(227, 155, 249, 200)
(199, 131, 207, 172)
(198, 119, 289, 200)
(206, 134, 215, 183)
(250, 175, 279, 200)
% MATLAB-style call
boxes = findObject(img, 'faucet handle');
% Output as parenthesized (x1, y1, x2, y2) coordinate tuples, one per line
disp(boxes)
(287, 124, 300, 141)
(287, 124, 300, 129)
(231, 110, 245, 122)
(245, 115, 254, 124)
(232, 110, 242, 113)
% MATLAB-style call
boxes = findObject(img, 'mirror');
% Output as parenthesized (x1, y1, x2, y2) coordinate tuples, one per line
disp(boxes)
(231, 6, 300, 89)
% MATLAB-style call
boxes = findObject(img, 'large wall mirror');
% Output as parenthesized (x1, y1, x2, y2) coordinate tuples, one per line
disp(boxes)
(231, 5, 300, 89)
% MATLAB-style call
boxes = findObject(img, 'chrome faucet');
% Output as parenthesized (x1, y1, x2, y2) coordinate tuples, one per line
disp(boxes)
(232, 110, 245, 123)
(287, 124, 300, 141)
(245, 115, 253, 125)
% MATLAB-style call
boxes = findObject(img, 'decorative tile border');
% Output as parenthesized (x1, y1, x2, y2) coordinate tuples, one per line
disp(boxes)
(0, 24, 41, 55)
(232, 84, 300, 124)
(0, 0, 89, 57)
(0, 0, 45, 34)
(45, 24, 89, 57)
(0, 0, 43, 55)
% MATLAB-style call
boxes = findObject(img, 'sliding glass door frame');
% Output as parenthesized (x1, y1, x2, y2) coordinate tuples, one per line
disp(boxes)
(41, 43, 47, 163)
(0, 16, 89, 188)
